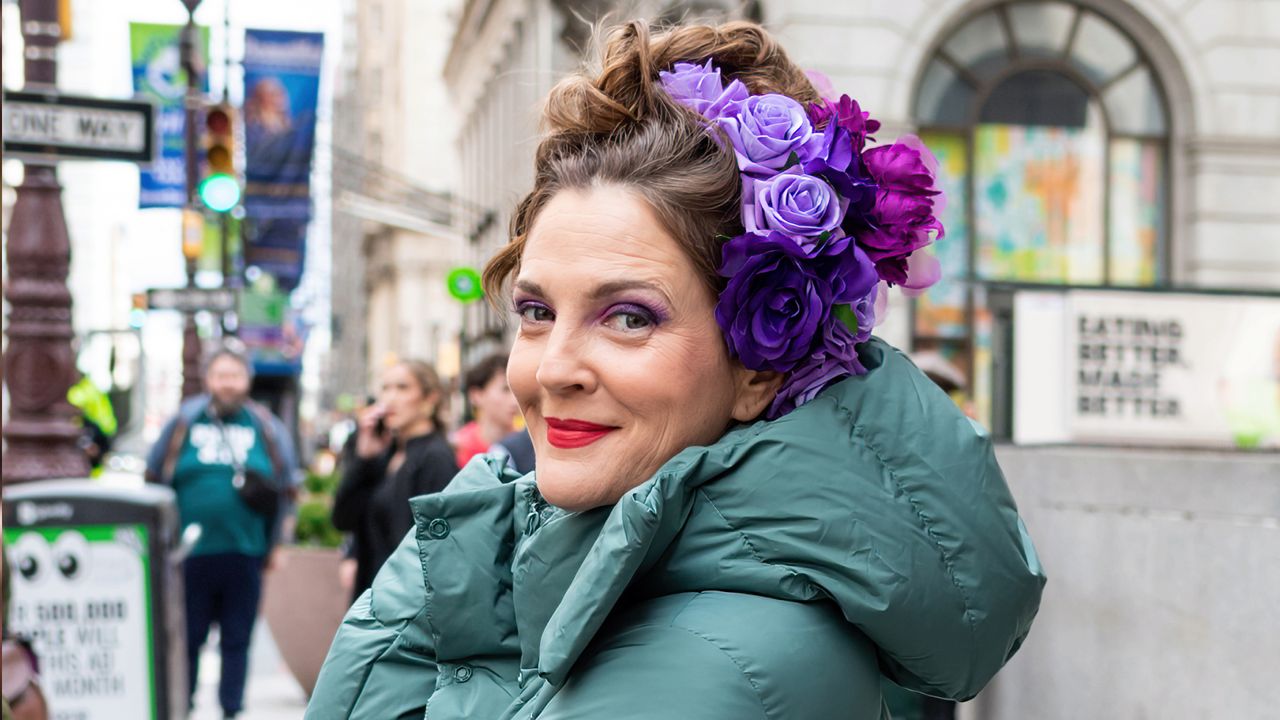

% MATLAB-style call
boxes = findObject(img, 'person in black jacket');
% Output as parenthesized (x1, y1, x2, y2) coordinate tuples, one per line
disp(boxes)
(331, 360, 458, 599)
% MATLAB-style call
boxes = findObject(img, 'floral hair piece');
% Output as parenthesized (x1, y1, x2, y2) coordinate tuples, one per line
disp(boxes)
(659, 60, 945, 418)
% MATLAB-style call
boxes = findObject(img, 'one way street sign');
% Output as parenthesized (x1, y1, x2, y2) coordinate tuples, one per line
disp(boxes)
(146, 287, 237, 314)
(3, 90, 155, 164)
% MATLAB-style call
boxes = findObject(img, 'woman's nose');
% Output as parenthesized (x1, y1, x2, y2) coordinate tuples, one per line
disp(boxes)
(535, 325, 597, 395)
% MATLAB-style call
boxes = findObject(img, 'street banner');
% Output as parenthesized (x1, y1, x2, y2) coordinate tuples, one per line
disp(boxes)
(130, 23, 208, 208)
(242, 29, 324, 290)
(1013, 289, 1280, 449)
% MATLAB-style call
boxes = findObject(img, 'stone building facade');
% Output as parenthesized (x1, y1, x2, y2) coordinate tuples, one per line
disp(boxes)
(328, 0, 465, 405)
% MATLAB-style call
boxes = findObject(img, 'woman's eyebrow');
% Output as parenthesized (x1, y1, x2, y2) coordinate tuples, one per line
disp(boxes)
(587, 280, 669, 302)
(514, 279, 545, 296)
(516, 278, 671, 303)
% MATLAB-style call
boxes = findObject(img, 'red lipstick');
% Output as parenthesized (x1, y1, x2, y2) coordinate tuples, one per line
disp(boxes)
(544, 417, 618, 449)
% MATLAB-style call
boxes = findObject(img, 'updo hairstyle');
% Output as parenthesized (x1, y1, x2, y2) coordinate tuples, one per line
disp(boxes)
(482, 20, 822, 302)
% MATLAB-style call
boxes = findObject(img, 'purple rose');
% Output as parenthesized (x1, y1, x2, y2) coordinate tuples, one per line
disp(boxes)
(659, 60, 749, 120)
(717, 93, 823, 173)
(743, 168, 845, 240)
(851, 283, 878, 343)
(854, 136, 944, 285)
(767, 319, 867, 419)
(716, 232, 878, 373)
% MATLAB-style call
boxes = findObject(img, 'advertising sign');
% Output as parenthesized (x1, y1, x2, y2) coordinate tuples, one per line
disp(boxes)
(241, 29, 324, 290)
(4, 524, 156, 720)
(130, 22, 209, 208)
(1014, 289, 1280, 449)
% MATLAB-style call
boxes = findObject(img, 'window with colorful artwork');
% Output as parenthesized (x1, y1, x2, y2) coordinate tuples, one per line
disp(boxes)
(912, 1, 1169, 425)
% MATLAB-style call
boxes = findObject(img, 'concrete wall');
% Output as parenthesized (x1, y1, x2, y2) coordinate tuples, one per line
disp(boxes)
(975, 444, 1279, 719)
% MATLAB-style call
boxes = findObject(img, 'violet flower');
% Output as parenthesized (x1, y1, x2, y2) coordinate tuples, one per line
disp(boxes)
(742, 168, 846, 241)
(716, 232, 877, 374)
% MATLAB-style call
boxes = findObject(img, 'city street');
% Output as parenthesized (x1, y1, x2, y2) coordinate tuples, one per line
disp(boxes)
(190, 620, 307, 720)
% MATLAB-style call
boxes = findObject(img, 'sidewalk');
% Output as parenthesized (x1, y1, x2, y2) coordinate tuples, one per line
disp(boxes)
(190, 615, 308, 720)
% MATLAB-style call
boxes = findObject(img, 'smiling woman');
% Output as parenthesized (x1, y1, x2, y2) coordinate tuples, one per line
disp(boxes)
(509, 186, 778, 511)
(308, 19, 1046, 720)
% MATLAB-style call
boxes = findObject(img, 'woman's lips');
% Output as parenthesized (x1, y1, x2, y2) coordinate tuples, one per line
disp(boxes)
(544, 417, 618, 449)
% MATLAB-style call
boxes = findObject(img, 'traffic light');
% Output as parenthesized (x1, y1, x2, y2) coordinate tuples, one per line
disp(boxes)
(198, 103, 241, 212)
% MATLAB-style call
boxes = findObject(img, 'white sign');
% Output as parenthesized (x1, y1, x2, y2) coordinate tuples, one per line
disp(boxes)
(4, 526, 155, 720)
(1015, 289, 1280, 449)
(147, 286, 238, 313)
(2, 91, 154, 163)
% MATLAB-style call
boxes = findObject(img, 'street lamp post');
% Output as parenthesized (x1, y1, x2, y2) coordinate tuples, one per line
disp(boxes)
(1, 0, 92, 482)
(179, 0, 205, 398)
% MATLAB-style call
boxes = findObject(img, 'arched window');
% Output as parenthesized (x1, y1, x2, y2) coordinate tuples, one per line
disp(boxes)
(911, 1, 1170, 421)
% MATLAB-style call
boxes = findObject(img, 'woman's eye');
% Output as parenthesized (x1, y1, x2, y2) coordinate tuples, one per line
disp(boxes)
(519, 305, 553, 323)
(606, 310, 653, 332)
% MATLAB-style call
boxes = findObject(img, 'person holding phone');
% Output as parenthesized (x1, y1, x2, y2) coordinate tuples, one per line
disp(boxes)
(331, 360, 458, 599)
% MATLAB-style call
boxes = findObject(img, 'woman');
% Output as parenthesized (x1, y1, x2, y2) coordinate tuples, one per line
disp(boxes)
(310, 21, 1044, 719)
(330, 360, 458, 599)
(452, 352, 522, 467)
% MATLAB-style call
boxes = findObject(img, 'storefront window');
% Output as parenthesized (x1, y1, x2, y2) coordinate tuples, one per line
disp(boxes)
(911, 1, 1170, 426)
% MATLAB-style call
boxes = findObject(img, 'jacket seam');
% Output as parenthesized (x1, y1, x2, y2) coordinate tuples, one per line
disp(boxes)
(839, 405, 979, 631)
(697, 488, 812, 594)
(661, 621, 772, 720)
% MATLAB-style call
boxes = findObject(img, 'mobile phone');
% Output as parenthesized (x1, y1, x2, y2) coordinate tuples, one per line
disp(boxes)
(367, 395, 388, 437)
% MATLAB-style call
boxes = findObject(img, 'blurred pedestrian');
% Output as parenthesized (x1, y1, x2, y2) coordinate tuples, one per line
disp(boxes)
(331, 360, 458, 600)
(67, 371, 117, 474)
(488, 428, 535, 475)
(451, 353, 520, 467)
(145, 345, 297, 720)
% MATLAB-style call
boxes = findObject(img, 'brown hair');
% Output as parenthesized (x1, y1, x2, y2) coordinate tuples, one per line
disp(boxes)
(482, 20, 821, 303)
(464, 353, 509, 394)
(398, 359, 446, 430)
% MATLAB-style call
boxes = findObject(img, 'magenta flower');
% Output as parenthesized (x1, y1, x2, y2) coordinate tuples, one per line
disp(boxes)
(854, 135, 944, 287)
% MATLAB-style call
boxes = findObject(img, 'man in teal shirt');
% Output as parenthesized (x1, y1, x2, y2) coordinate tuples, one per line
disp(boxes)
(146, 346, 297, 720)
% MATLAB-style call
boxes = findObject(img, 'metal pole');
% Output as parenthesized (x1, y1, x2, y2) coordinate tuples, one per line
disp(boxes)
(179, 1, 204, 398)
(219, 0, 234, 332)
(2, 0, 92, 482)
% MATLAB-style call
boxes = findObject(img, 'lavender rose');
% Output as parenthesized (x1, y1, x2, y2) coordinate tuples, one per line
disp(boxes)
(718, 93, 823, 173)
(742, 168, 846, 240)
(716, 232, 878, 373)
(659, 60, 749, 120)
(854, 135, 944, 286)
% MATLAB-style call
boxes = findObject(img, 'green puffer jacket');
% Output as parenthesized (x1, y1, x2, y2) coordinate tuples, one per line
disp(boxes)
(307, 340, 1046, 719)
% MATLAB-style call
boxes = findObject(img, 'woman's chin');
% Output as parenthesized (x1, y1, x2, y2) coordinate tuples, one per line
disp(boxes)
(535, 467, 623, 512)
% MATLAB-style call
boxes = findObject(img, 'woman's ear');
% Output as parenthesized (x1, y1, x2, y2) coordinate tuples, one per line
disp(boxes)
(731, 367, 784, 422)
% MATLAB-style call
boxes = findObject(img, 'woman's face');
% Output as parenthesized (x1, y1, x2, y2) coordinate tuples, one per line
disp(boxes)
(470, 370, 520, 431)
(379, 364, 433, 433)
(509, 185, 771, 511)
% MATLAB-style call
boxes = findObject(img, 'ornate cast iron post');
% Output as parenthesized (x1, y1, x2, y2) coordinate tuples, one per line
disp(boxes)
(2, 0, 92, 482)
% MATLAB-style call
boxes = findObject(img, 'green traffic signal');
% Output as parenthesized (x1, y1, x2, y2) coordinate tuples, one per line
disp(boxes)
(198, 173, 241, 212)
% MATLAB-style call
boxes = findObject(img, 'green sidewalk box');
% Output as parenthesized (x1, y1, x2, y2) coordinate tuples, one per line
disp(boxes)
(3, 481, 187, 720)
